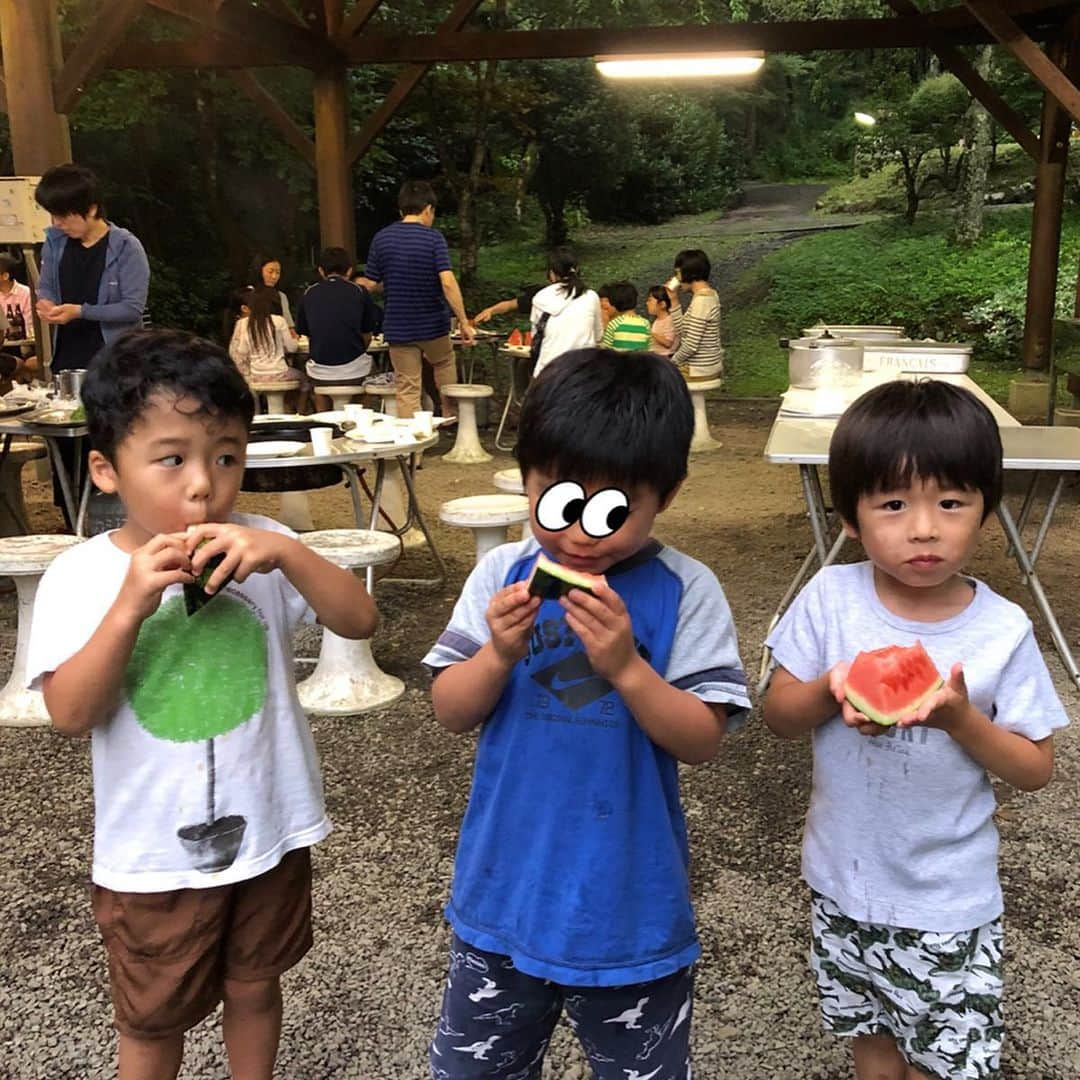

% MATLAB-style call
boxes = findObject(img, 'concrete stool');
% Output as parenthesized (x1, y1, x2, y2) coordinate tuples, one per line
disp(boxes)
(0, 534, 84, 726)
(688, 378, 723, 453)
(364, 383, 398, 417)
(296, 530, 403, 716)
(442, 384, 494, 464)
(318, 385, 368, 412)
(440, 494, 530, 562)
(492, 468, 532, 540)
(250, 379, 297, 415)
(1, 441, 48, 536)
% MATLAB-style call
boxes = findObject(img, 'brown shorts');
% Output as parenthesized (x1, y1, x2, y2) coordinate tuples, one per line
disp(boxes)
(92, 847, 313, 1040)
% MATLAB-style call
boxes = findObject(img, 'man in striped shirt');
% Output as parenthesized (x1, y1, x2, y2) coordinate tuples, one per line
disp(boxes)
(356, 180, 474, 419)
(599, 282, 651, 352)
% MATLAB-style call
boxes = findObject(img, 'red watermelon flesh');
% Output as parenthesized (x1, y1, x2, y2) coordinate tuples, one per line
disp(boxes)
(525, 330, 533, 346)
(844, 642, 943, 726)
(507, 328, 524, 346)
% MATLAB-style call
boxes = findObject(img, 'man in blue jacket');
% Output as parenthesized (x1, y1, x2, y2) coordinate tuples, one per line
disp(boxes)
(34, 164, 149, 373)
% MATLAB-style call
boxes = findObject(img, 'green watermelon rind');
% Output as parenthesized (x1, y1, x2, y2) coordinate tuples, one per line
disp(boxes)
(845, 677, 944, 727)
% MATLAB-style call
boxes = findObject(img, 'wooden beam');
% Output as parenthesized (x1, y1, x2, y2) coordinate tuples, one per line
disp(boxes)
(227, 69, 315, 167)
(314, 66, 355, 252)
(0, 73, 7, 115)
(886, 0, 1040, 159)
(146, 0, 339, 69)
(258, 0, 305, 25)
(342, 8, 1071, 64)
(966, 0, 1080, 126)
(334, 0, 386, 46)
(53, 0, 145, 112)
(347, 0, 484, 164)
(109, 35, 294, 68)
(323, 0, 345, 38)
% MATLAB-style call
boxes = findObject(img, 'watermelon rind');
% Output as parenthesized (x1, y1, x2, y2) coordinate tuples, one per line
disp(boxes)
(844, 678, 943, 726)
(527, 553, 600, 600)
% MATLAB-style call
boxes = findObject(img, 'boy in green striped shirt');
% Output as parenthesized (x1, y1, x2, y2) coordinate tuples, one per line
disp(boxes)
(599, 281, 652, 352)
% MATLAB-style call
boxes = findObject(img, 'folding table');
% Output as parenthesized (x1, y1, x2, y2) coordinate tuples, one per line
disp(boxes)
(759, 373, 1080, 692)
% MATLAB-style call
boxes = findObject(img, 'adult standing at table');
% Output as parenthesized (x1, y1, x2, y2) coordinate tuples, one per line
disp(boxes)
(356, 180, 474, 420)
(250, 252, 297, 338)
(34, 164, 150, 373)
(665, 248, 723, 382)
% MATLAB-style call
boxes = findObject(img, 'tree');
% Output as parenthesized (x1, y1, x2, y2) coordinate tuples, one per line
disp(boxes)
(953, 47, 995, 247)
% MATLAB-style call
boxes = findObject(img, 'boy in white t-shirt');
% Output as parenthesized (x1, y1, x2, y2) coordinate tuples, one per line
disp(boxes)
(27, 329, 377, 1079)
(763, 380, 1069, 1080)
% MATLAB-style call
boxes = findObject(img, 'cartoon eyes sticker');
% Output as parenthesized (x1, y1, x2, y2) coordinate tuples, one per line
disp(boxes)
(535, 482, 630, 539)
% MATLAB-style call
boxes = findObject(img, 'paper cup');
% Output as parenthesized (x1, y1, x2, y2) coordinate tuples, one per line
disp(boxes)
(412, 410, 434, 437)
(310, 427, 335, 455)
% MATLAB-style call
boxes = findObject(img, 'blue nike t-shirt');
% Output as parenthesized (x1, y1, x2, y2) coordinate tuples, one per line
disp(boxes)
(423, 538, 750, 986)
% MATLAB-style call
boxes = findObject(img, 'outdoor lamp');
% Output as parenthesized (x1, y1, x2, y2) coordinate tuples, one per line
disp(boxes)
(854, 111, 878, 127)
(596, 52, 765, 79)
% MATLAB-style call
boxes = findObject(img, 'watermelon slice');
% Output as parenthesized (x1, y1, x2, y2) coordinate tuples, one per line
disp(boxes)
(507, 328, 524, 346)
(844, 642, 943, 726)
(527, 552, 603, 600)
(525, 330, 533, 346)
(184, 541, 233, 617)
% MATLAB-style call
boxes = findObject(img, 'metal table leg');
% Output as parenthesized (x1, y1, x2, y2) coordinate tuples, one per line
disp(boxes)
(800, 465, 830, 565)
(44, 436, 79, 532)
(997, 492, 1080, 690)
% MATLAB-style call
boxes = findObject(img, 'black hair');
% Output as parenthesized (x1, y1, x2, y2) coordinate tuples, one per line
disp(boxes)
(318, 246, 352, 276)
(548, 246, 586, 301)
(243, 285, 279, 352)
(249, 252, 282, 287)
(609, 280, 638, 313)
(648, 285, 672, 311)
(399, 179, 437, 215)
(83, 328, 255, 461)
(34, 163, 105, 219)
(597, 283, 614, 303)
(516, 348, 693, 501)
(0, 254, 19, 279)
(829, 379, 1002, 526)
(674, 249, 711, 284)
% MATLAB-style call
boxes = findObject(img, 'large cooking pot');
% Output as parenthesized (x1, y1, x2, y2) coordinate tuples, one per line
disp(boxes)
(782, 332, 864, 389)
(801, 324, 905, 341)
(243, 420, 346, 494)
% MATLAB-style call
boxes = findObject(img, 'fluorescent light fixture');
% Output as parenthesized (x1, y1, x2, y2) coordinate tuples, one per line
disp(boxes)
(854, 111, 878, 127)
(596, 52, 765, 79)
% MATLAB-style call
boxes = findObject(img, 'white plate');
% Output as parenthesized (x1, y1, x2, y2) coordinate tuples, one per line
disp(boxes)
(246, 440, 306, 458)
(253, 413, 303, 424)
(309, 411, 348, 425)
(351, 427, 397, 444)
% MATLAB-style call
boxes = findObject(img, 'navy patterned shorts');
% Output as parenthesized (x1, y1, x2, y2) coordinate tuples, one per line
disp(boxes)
(430, 933, 694, 1079)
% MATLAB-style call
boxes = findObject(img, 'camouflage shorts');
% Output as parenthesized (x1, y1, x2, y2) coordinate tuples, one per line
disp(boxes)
(810, 891, 1003, 1080)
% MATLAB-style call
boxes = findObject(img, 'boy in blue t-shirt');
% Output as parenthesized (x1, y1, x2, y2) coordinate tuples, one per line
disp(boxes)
(764, 380, 1069, 1080)
(423, 348, 750, 1078)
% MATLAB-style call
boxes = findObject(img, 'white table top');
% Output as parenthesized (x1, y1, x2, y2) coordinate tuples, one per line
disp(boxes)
(763, 373, 1057, 467)
(243, 432, 437, 469)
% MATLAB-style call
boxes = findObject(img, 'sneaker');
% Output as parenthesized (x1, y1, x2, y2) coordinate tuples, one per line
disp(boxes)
(364, 371, 396, 387)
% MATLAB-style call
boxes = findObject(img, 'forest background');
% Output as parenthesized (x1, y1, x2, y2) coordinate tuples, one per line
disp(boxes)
(2, 0, 1078, 398)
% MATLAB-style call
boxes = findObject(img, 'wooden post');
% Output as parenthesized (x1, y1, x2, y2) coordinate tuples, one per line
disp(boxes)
(0, 0, 72, 172)
(313, 65, 355, 256)
(1021, 36, 1074, 373)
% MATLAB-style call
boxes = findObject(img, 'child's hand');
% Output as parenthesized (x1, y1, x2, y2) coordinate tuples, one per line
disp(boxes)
(898, 663, 971, 732)
(561, 580, 635, 683)
(828, 660, 888, 738)
(184, 522, 288, 593)
(486, 582, 541, 666)
(117, 533, 193, 623)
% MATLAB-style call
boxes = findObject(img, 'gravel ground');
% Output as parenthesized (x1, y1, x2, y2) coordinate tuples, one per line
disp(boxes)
(0, 400, 1077, 1079)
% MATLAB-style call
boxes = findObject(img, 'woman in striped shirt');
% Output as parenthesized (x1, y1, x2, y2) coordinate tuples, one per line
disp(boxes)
(666, 249, 723, 382)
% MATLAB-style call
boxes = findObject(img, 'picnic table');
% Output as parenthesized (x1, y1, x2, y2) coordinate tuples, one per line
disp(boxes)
(759, 371, 1080, 692)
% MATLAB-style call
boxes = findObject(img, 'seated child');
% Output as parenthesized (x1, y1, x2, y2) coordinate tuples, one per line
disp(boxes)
(229, 284, 302, 384)
(646, 284, 680, 357)
(763, 379, 1068, 1080)
(424, 347, 750, 1079)
(599, 280, 652, 351)
(27, 328, 378, 1079)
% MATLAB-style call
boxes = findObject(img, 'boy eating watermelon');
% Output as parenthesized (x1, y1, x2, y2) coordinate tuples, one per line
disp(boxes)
(423, 348, 749, 1077)
(763, 379, 1068, 1080)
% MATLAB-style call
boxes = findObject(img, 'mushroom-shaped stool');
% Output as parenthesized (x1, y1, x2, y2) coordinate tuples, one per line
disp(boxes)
(363, 383, 398, 417)
(441, 384, 494, 464)
(687, 378, 723, 453)
(318, 385, 369, 412)
(0, 534, 84, 727)
(296, 529, 403, 716)
(440, 494, 530, 563)
(492, 468, 532, 541)
(250, 379, 298, 415)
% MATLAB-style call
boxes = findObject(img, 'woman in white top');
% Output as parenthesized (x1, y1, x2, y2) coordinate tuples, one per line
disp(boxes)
(665, 248, 723, 382)
(530, 247, 603, 378)
(252, 254, 297, 334)
(229, 285, 300, 384)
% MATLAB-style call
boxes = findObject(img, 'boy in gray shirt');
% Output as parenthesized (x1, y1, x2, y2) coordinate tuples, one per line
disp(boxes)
(764, 380, 1068, 1080)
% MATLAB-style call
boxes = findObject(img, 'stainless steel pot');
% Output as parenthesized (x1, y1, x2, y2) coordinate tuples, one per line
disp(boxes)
(783, 333, 864, 389)
(54, 368, 88, 401)
(801, 324, 905, 341)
